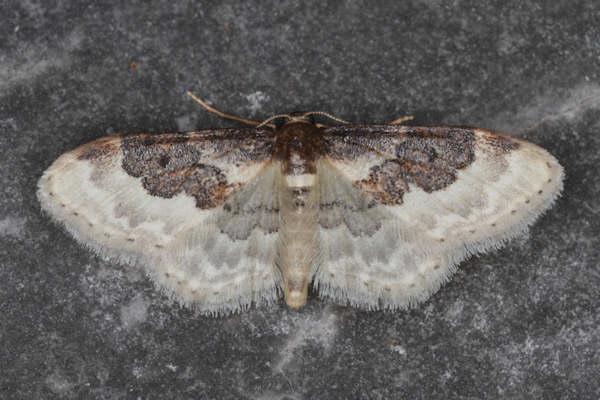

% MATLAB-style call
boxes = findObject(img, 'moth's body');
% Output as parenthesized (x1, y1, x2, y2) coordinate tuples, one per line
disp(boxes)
(276, 118, 322, 308)
(38, 109, 564, 315)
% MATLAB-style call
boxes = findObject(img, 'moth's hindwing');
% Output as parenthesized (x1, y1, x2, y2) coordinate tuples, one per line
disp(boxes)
(37, 129, 283, 315)
(314, 126, 563, 309)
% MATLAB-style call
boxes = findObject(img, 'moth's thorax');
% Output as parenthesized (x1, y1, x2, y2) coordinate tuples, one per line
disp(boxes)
(274, 121, 325, 177)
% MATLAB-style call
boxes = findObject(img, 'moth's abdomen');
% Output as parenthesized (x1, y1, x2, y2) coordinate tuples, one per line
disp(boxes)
(277, 167, 320, 309)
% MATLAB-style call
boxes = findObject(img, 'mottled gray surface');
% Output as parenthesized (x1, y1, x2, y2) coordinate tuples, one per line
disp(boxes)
(1, 1, 599, 399)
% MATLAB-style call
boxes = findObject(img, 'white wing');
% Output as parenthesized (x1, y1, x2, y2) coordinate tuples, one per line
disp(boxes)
(313, 126, 564, 309)
(38, 130, 282, 315)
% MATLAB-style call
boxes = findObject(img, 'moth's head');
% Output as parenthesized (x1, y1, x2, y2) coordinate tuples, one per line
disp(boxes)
(258, 111, 348, 131)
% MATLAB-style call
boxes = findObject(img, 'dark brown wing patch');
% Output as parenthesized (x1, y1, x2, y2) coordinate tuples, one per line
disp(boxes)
(135, 162, 241, 209)
(77, 129, 274, 210)
(119, 130, 274, 209)
(323, 126, 479, 205)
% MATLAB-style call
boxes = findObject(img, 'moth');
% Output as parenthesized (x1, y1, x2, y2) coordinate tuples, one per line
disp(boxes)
(37, 93, 564, 315)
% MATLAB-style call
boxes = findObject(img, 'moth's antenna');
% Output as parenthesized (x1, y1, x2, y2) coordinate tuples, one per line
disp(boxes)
(388, 115, 414, 125)
(255, 114, 295, 128)
(256, 111, 351, 128)
(186, 91, 276, 130)
(303, 111, 351, 125)
(305, 111, 415, 126)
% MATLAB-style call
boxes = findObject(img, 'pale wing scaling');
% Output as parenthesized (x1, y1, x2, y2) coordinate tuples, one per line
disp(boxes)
(315, 125, 563, 309)
(38, 111, 563, 315)
(38, 129, 283, 315)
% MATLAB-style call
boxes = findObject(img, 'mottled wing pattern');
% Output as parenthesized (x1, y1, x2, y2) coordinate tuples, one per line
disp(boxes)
(314, 125, 563, 309)
(38, 129, 281, 315)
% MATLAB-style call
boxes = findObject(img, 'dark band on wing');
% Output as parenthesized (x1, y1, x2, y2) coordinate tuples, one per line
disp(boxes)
(362, 128, 476, 204)
(116, 131, 273, 209)
(77, 136, 121, 165)
(327, 126, 520, 205)
(217, 202, 280, 240)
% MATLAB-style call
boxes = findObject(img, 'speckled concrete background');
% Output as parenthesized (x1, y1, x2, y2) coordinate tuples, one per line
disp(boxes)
(1, 1, 599, 399)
